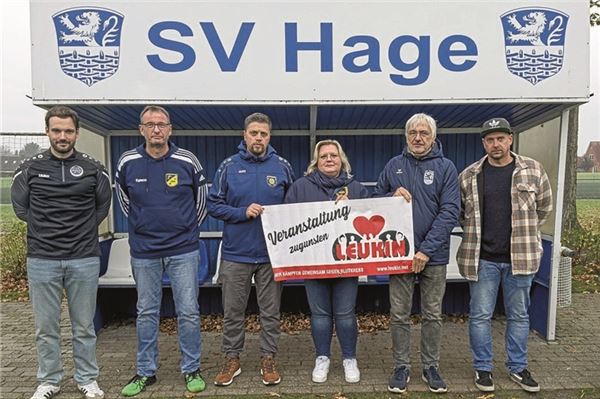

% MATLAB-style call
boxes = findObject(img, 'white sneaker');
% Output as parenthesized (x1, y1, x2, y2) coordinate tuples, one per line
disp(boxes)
(77, 381, 105, 399)
(312, 356, 330, 383)
(30, 383, 60, 399)
(343, 358, 361, 383)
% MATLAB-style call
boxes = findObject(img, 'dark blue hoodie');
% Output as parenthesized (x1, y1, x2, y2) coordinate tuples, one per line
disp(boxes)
(284, 170, 369, 204)
(208, 141, 294, 264)
(373, 140, 459, 265)
(115, 142, 208, 259)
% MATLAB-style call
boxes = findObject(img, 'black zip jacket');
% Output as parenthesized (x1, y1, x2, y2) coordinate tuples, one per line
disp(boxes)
(11, 149, 112, 259)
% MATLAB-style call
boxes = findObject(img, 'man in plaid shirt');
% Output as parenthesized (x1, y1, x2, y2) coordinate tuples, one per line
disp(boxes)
(457, 118, 552, 394)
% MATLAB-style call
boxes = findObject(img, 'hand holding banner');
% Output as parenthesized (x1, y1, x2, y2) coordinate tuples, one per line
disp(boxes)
(262, 197, 414, 281)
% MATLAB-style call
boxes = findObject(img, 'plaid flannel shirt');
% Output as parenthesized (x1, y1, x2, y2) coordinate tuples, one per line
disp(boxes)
(457, 153, 553, 280)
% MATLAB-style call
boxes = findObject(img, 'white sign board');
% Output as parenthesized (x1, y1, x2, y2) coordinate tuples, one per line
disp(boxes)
(30, 0, 590, 103)
(261, 197, 414, 281)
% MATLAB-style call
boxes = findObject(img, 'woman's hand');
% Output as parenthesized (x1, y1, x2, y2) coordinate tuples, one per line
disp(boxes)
(335, 193, 349, 204)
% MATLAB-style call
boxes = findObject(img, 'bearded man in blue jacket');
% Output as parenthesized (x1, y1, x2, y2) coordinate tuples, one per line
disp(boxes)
(116, 105, 209, 397)
(374, 113, 460, 395)
(208, 112, 294, 387)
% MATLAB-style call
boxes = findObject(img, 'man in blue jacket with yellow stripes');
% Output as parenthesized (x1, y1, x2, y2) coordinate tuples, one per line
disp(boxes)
(208, 112, 294, 387)
(116, 105, 208, 396)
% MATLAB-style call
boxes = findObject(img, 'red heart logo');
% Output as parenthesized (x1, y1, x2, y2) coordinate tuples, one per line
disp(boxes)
(353, 215, 385, 238)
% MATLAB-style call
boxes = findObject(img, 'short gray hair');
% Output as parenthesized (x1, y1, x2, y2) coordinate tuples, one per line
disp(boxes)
(405, 113, 437, 140)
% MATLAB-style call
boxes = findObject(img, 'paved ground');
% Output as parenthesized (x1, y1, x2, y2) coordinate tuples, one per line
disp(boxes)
(1, 293, 599, 398)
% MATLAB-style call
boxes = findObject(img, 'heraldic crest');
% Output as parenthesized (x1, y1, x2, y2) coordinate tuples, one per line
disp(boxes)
(501, 8, 569, 85)
(52, 7, 124, 86)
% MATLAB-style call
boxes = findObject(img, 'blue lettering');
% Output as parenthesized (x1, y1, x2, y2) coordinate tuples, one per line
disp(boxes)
(342, 35, 382, 73)
(285, 22, 333, 72)
(438, 34, 478, 72)
(388, 35, 430, 86)
(147, 21, 195, 72)
(200, 22, 254, 72)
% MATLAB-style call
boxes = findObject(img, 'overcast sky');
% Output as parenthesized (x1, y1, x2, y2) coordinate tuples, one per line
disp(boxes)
(1, 0, 598, 155)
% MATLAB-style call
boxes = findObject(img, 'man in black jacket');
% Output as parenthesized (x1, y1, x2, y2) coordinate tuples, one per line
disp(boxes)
(11, 106, 112, 399)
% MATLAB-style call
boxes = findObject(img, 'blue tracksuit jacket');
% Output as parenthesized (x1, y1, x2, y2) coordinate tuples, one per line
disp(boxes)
(208, 141, 295, 264)
(115, 142, 208, 259)
(373, 140, 460, 265)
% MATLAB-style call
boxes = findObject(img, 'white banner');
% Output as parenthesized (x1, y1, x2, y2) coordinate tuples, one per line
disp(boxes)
(30, 0, 589, 103)
(262, 197, 414, 281)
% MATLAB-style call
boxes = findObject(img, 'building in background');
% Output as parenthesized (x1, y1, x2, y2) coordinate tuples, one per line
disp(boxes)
(578, 141, 600, 172)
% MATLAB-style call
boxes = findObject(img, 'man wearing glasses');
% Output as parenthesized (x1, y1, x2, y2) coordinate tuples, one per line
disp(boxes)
(374, 113, 460, 395)
(115, 105, 208, 396)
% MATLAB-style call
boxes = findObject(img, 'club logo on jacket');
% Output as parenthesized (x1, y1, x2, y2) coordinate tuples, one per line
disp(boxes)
(266, 175, 277, 187)
(165, 173, 178, 187)
(70, 165, 84, 177)
(424, 170, 434, 185)
(335, 186, 348, 199)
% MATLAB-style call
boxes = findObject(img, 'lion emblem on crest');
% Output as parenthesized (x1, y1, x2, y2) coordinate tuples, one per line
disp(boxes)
(501, 8, 569, 85)
(52, 7, 124, 86)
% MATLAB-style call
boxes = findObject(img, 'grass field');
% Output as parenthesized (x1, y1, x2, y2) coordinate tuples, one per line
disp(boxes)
(577, 198, 600, 217)
(0, 176, 12, 205)
(577, 172, 600, 199)
(0, 176, 11, 188)
(577, 172, 600, 180)
(0, 204, 17, 231)
(0, 167, 15, 228)
(568, 198, 600, 293)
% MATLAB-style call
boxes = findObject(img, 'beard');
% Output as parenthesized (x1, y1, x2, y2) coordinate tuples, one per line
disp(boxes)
(51, 140, 75, 155)
(248, 143, 265, 156)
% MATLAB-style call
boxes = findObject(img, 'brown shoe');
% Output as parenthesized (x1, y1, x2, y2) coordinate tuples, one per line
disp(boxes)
(260, 355, 281, 385)
(214, 357, 241, 386)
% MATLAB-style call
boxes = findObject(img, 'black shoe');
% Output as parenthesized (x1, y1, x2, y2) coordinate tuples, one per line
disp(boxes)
(422, 366, 448, 393)
(474, 370, 495, 392)
(388, 366, 410, 394)
(510, 369, 540, 393)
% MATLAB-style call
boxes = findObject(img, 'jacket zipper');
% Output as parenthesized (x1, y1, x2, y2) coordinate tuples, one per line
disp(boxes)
(254, 162, 259, 262)
(411, 158, 419, 194)
(61, 161, 65, 182)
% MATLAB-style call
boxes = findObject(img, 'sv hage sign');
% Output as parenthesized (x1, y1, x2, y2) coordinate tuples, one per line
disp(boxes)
(147, 22, 478, 86)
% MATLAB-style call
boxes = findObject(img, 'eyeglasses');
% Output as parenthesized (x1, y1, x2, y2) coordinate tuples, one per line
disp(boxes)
(141, 122, 171, 130)
(407, 131, 432, 139)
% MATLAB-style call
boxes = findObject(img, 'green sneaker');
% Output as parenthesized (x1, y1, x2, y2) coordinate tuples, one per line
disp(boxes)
(121, 375, 156, 397)
(185, 369, 206, 393)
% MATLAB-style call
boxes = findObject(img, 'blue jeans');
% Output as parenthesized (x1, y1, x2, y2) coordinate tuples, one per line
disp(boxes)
(131, 250, 200, 376)
(304, 277, 358, 359)
(469, 259, 534, 373)
(27, 257, 100, 386)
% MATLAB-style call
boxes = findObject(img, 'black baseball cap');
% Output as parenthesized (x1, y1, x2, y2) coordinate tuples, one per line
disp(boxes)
(481, 118, 512, 138)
